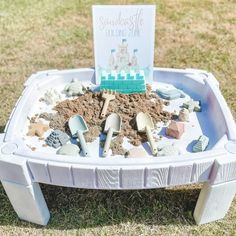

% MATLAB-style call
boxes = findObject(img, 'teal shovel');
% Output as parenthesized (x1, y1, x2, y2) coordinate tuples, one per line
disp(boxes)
(69, 115, 90, 157)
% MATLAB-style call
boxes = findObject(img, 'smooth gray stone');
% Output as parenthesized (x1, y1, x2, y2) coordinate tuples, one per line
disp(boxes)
(56, 144, 80, 156)
(63, 79, 84, 97)
(158, 144, 180, 156)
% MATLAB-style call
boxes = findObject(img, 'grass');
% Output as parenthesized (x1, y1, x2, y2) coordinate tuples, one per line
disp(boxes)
(0, 0, 236, 235)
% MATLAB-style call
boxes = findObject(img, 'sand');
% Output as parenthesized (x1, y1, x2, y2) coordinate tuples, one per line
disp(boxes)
(39, 86, 173, 155)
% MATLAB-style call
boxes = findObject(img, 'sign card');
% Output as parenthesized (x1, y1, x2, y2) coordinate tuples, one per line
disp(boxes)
(93, 5, 156, 85)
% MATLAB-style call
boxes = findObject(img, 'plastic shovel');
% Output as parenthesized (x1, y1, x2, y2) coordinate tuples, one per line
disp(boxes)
(69, 115, 89, 157)
(136, 112, 157, 155)
(103, 113, 122, 157)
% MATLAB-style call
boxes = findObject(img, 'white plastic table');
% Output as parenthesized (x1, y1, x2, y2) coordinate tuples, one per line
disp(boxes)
(0, 68, 236, 225)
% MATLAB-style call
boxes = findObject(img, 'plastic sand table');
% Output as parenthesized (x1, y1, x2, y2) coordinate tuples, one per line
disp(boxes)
(1, 68, 236, 226)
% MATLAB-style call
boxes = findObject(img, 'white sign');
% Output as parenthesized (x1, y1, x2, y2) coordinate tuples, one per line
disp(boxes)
(93, 5, 156, 84)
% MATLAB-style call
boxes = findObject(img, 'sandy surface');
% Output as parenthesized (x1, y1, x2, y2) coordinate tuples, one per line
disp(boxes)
(39, 86, 173, 154)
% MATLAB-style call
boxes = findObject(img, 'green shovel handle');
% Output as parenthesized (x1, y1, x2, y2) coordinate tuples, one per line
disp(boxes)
(77, 131, 89, 157)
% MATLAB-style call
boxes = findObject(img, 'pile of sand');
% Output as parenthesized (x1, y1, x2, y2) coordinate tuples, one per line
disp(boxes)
(40, 86, 173, 155)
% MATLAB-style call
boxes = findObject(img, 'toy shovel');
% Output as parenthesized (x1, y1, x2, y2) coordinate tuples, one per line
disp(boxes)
(69, 115, 89, 157)
(103, 113, 122, 157)
(136, 112, 157, 155)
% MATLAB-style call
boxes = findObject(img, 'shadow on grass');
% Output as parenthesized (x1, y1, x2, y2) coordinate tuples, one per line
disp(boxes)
(0, 183, 201, 229)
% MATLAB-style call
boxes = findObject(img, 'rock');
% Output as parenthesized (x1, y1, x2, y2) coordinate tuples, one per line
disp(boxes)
(42, 89, 61, 105)
(31, 147, 37, 151)
(131, 139, 141, 146)
(192, 135, 209, 152)
(57, 144, 80, 156)
(158, 144, 180, 156)
(156, 88, 185, 100)
(63, 78, 85, 96)
(179, 108, 190, 122)
(166, 120, 185, 139)
(182, 99, 201, 112)
(126, 148, 147, 158)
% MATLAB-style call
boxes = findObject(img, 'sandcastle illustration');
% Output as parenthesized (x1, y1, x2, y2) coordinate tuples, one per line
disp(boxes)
(100, 39, 146, 94)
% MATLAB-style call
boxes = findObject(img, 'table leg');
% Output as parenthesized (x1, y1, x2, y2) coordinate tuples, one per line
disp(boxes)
(1, 180, 50, 225)
(194, 180, 236, 224)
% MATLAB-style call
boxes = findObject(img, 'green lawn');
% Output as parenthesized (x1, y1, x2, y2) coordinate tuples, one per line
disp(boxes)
(0, 0, 236, 235)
